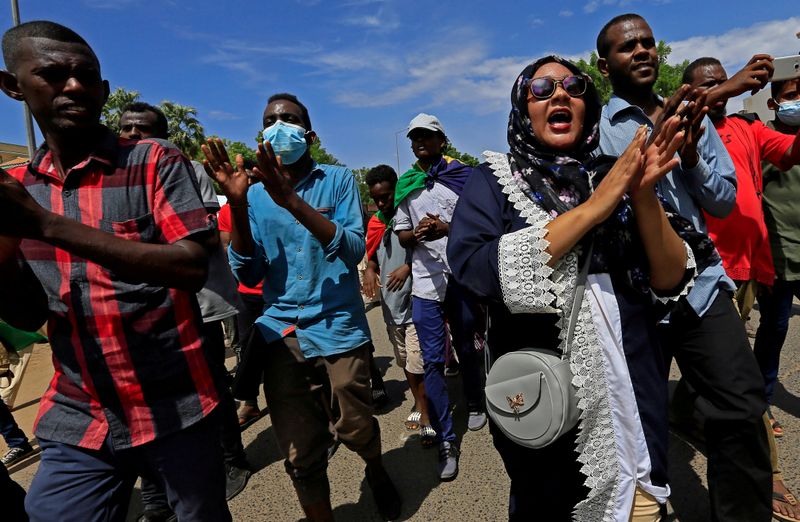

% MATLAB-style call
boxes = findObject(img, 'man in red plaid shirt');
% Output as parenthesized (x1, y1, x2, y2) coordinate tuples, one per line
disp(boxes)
(0, 21, 230, 521)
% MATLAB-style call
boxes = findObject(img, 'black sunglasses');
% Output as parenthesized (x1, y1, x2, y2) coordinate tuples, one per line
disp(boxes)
(528, 75, 588, 99)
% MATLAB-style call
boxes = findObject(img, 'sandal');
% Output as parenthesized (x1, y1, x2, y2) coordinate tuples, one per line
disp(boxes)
(405, 411, 421, 430)
(773, 486, 800, 522)
(372, 387, 388, 409)
(768, 409, 785, 438)
(237, 403, 265, 431)
(420, 425, 436, 448)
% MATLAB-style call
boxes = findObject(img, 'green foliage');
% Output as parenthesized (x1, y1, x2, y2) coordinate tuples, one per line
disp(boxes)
(101, 87, 207, 159)
(575, 41, 689, 104)
(216, 138, 257, 164)
(575, 53, 612, 105)
(351, 167, 373, 206)
(443, 143, 479, 167)
(160, 101, 206, 159)
(100, 87, 141, 134)
(309, 140, 343, 166)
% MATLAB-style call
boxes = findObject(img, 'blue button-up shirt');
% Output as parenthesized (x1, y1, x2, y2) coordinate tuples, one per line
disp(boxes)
(228, 163, 371, 357)
(598, 94, 737, 317)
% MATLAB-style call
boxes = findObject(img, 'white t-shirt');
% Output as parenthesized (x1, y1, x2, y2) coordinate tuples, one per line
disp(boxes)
(394, 183, 458, 302)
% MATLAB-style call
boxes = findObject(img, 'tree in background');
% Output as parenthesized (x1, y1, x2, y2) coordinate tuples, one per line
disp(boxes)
(443, 143, 479, 167)
(160, 101, 205, 159)
(211, 138, 257, 164)
(352, 167, 373, 206)
(576, 41, 689, 104)
(101, 87, 141, 133)
(101, 88, 206, 158)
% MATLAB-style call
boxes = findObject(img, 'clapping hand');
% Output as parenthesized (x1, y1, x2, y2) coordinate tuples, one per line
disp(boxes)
(201, 139, 250, 206)
(250, 141, 299, 210)
(631, 115, 685, 197)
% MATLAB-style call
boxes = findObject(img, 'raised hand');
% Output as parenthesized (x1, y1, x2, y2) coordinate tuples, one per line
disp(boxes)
(675, 89, 708, 168)
(252, 141, 299, 209)
(201, 138, 249, 205)
(725, 54, 774, 97)
(631, 115, 685, 196)
(585, 125, 647, 225)
(649, 84, 691, 146)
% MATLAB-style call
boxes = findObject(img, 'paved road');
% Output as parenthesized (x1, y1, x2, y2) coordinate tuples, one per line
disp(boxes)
(5, 303, 799, 521)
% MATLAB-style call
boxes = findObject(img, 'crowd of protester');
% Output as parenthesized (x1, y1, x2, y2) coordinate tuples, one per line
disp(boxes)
(0, 12, 799, 522)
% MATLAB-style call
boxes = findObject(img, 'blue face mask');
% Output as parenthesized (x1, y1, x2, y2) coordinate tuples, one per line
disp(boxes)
(262, 121, 308, 164)
(776, 100, 800, 127)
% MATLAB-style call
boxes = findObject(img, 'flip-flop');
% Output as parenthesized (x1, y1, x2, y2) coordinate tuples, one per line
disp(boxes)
(237, 407, 266, 431)
(773, 489, 800, 522)
(768, 409, 785, 438)
(405, 411, 421, 430)
(420, 425, 436, 448)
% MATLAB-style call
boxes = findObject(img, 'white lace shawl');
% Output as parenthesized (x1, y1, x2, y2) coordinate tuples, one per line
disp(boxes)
(486, 150, 694, 521)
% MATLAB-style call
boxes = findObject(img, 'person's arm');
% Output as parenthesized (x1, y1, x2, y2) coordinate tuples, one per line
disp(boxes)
(0, 239, 48, 332)
(317, 168, 366, 267)
(704, 54, 774, 107)
(756, 119, 800, 171)
(394, 200, 418, 248)
(679, 115, 737, 218)
(0, 161, 212, 293)
(362, 258, 380, 299)
(544, 125, 650, 264)
(219, 230, 231, 252)
(630, 190, 689, 291)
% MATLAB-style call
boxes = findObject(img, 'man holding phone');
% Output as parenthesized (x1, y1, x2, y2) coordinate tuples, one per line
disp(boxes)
(683, 54, 800, 522)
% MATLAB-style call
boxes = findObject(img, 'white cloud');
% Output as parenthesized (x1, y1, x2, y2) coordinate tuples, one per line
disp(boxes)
(206, 110, 243, 121)
(338, 7, 399, 31)
(667, 17, 800, 72)
(560, 9, 574, 17)
(530, 18, 545, 27)
(191, 14, 800, 119)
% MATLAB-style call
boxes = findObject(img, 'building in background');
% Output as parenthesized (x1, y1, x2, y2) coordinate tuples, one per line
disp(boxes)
(0, 142, 28, 167)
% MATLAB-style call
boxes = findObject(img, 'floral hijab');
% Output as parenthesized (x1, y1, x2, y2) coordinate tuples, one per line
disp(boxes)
(506, 55, 719, 293)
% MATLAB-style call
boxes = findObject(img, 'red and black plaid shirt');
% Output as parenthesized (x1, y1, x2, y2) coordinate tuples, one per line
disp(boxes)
(9, 129, 220, 450)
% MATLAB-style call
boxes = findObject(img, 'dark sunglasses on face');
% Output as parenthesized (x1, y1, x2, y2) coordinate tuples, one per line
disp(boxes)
(528, 75, 588, 99)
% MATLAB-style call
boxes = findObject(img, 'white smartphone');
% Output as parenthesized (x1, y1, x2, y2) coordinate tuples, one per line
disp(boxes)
(772, 55, 800, 81)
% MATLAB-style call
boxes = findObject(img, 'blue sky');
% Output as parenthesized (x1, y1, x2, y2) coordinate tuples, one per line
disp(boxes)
(1, 0, 799, 171)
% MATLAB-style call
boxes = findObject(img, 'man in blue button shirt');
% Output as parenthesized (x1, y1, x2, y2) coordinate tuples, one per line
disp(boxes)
(595, 14, 771, 522)
(202, 93, 400, 522)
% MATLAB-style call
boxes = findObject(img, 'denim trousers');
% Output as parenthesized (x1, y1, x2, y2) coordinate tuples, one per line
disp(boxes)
(753, 279, 800, 403)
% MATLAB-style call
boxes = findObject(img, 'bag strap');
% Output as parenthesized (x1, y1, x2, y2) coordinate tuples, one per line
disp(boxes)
(562, 243, 593, 360)
(484, 242, 593, 373)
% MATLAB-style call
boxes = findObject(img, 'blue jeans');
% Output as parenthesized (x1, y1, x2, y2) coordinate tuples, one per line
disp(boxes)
(0, 398, 29, 450)
(25, 410, 230, 522)
(413, 296, 456, 444)
(754, 279, 800, 403)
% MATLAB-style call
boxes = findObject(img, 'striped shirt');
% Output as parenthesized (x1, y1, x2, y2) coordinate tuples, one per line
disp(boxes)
(8, 129, 220, 450)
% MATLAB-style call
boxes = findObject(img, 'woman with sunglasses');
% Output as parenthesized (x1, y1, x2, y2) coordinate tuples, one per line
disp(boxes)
(447, 56, 720, 521)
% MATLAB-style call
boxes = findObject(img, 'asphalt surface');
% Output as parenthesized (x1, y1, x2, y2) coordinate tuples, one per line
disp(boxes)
(4, 303, 800, 521)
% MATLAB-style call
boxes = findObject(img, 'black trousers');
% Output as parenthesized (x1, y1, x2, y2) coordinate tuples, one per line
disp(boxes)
(231, 293, 267, 401)
(490, 421, 587, 521)
(659, 291, 771, 522)
(141, 320, 245, 510)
